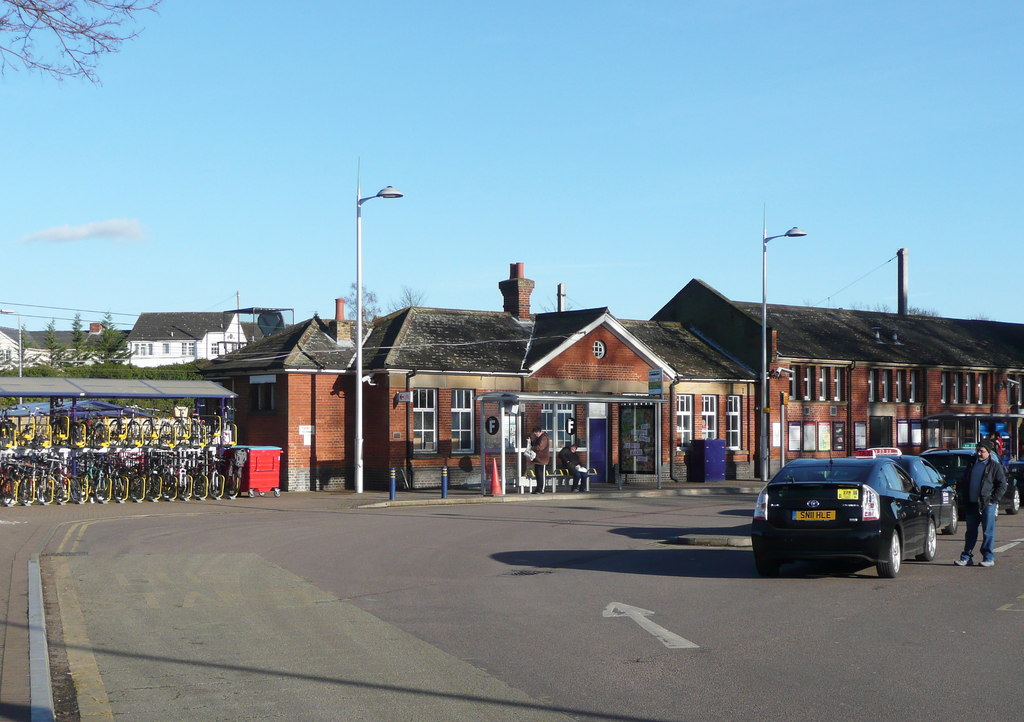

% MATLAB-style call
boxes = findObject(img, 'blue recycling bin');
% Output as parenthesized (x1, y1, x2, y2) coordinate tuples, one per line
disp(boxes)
(690, 439, 726, 482)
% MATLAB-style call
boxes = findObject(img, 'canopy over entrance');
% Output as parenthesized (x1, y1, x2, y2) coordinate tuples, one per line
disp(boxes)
(475, 391, 668, 495)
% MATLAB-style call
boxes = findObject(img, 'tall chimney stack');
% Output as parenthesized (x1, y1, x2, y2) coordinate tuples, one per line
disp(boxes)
(498, 262, 535, 320)
(335, 298, 346, 322)
(897, 248, 909, 316)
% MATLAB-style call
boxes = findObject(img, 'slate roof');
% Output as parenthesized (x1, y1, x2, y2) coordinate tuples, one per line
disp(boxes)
(363, 308, 532, 373)
(733, 301, 1024, 369)
(620, 319, 754, 380)
(200, 317, 352, 374)
(525, 308, 608, 368)
(127, 312, 238, 342)
(201, 305, 758, 381)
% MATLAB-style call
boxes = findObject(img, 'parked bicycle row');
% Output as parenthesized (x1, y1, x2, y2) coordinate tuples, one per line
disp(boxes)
(0, 444, 267, 507)
(0, 412, 236, 451)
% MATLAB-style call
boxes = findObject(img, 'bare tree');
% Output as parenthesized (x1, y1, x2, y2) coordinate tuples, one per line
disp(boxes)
(387, 285, 427, 313)
(344, 283, 381, 324)
(0, 0, 160, 81)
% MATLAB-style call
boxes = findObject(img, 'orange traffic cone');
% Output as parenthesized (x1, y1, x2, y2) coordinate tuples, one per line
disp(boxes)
(490, 456, 502, 496)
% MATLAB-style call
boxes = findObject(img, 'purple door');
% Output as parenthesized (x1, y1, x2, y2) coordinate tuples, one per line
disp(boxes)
(588, 417, 608, 483)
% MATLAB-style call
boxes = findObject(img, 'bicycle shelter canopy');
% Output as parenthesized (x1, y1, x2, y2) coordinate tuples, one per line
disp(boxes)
(0, 377, 236, 399)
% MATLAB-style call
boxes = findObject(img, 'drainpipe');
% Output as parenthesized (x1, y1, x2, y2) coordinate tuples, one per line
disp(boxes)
(669, 380, 681, 483)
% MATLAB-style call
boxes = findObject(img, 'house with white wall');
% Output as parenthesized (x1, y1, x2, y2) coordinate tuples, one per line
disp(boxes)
(126, 312, 247, 367)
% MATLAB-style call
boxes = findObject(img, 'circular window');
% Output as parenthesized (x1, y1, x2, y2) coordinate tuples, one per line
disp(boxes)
(593, 340, 607, 359)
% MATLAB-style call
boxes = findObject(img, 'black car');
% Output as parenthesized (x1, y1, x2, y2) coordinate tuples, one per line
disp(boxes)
(752, 456, 937, 578)
(894, 455, 958, 535)
(920, 449, 1021, 515)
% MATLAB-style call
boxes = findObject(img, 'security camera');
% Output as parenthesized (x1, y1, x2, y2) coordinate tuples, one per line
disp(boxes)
(772, 367, 794, 378)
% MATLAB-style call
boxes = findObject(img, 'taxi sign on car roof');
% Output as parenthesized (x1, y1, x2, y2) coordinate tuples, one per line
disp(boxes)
(855, 447, 902, 457)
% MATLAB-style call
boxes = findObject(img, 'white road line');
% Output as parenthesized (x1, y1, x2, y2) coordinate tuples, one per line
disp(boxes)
(994, 537, 1024, 554)
(603, 602, 699, 649)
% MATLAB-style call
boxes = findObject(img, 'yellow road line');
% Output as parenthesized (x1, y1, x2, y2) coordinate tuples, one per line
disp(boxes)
(51, 557, 113, 720)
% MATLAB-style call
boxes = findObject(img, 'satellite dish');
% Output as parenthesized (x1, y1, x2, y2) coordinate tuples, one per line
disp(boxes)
(257, 311, 285, 337)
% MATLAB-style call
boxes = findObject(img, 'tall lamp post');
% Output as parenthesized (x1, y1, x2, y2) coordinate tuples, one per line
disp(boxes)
(760, 226, 807, 482)
(354, 185, 403, 494)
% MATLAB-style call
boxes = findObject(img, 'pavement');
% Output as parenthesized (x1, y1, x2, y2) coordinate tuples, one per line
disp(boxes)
(0, 479, 761, 721)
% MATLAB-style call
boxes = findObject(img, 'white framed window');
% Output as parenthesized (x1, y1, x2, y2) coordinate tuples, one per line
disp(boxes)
(965, 373, 974, 404)
(593, 340, 606, 359)
(701, 395, 718, 439)
(941, 372, 948, 404)
(542, 402, 574, 449)
(977, 373, 985, 404)
(908, 370, 918, 402)
(868, 370, 876, 402)
(817, 368, 828, 401)
(880, 370, 890, 402)
(162, 343, 171, 354)
(413, 388, 437, 453)
(895, 371, 904, 402)
(802, 367, 813, 400)
(789, 365, 799, 400)
(833, 367, 843, 401)
(676, 394, 693, 448)
(451, 389, 474, 453)
(726, 395, 741, 449)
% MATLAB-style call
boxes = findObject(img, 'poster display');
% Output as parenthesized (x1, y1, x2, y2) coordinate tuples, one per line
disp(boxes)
(620, 404, 655, 474)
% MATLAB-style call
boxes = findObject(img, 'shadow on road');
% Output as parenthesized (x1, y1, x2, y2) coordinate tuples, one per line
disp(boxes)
(607, 522, 751, 540)
(493, 547, 755, 578)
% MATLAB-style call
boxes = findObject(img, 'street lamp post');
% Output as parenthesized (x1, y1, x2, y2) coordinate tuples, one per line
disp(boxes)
(760, 226, 807, 482)
(354, 185, 403, 494)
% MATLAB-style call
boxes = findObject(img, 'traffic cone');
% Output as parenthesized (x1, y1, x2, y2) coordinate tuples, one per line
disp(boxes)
(490, 456, 502, 496)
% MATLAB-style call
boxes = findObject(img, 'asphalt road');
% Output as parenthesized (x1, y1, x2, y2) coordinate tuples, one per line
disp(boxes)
(4, 489, 1024, 721)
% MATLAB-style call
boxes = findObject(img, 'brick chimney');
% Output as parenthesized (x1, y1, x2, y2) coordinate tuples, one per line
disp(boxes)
(499, 262, 535, 320)
(89, 322, 103, 334)
(332, 297, 354, 345)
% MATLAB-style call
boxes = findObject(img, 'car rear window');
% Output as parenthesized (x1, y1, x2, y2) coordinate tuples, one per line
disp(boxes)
(772, 466, 869, 484)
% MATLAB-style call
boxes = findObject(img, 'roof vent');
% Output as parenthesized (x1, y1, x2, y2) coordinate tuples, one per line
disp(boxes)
(871, 326, 883, 342)
(889, 328, 901, 344)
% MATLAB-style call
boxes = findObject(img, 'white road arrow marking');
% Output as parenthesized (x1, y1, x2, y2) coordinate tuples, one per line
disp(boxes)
(602, 602, 699, 649)
(994, 538, 1024, 554)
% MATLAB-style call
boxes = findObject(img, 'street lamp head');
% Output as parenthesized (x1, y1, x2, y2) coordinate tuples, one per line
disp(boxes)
(784, 227, 807, 238)
(376, 186, 404, 199)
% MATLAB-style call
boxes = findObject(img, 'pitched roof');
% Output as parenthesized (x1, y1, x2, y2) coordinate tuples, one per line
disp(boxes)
(200, 317, 352, 374)
(733, 301, 1024, 368)
(620, 319, 754, 379)
(525, 308, 608, 367)
(364, 307, 531, 373)
(127, 312, 238, 341)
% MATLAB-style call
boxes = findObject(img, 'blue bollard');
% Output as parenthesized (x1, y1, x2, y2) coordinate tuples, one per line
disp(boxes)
(389, 467, 396, 501)
(441, 465, 448, 499)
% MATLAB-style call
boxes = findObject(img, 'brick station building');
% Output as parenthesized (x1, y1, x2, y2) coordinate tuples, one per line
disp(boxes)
(201, 264, 755, 491)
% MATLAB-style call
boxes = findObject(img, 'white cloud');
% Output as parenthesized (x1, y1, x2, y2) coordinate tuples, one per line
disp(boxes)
(18, 219, 148, 244)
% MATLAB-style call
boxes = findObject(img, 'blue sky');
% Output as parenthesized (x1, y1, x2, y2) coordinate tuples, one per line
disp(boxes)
(3, 1, 1022, 331)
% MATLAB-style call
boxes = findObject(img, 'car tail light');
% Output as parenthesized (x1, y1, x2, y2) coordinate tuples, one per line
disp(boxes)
(754, 487, 768, 519)
(862, 485, 880, 521)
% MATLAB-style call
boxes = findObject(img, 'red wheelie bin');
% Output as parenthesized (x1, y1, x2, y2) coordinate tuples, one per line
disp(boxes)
(225, 445, 283, 497)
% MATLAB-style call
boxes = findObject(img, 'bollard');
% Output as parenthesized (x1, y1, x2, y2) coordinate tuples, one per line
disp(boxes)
(389, 467, 396, 501)
(441, 465, 448, 499)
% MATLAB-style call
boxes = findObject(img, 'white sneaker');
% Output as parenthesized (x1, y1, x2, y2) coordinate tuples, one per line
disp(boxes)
(979, 559, 995, 567)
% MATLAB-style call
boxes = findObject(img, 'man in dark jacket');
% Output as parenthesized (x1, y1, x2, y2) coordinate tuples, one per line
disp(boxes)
(954, 441, 1009, 567)
(557, 441, 588, 492)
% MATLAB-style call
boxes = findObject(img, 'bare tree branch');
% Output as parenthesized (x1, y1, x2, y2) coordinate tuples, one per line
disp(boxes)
(0, 0, 160, 82)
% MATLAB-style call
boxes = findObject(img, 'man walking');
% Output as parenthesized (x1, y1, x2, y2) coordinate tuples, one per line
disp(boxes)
(955, 440, 1009, 567)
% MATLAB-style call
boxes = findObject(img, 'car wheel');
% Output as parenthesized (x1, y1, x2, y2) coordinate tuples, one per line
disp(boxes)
(1005, 488, 1020, 515)
(943, 504, 958, 535)
(753, 554, 781, 577)
(876, 530, 902, 578)
(916, 522, 937, 561)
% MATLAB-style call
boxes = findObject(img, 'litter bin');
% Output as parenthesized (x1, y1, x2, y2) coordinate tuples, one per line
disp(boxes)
(689, 439, 725, 482)
(225, 445, 283, 497)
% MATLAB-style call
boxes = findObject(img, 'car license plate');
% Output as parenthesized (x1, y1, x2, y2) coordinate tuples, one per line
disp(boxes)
(837, 488, 859, 500)
(794, 510, 836, 521)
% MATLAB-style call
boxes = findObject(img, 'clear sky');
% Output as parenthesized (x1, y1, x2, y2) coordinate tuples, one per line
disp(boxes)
(3, 1, 1022, 332)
